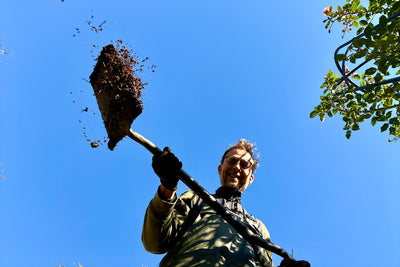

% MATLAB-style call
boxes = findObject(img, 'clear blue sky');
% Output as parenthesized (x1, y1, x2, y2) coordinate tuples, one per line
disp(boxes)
(1, 1, 399, 267)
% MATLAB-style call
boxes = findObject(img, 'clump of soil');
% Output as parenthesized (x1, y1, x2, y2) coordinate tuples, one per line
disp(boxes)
(89, 42, 144, 150)
(90, 142, 99, 148)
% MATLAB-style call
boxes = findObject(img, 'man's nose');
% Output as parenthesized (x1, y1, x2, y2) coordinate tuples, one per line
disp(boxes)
(232, 161, 241, 170)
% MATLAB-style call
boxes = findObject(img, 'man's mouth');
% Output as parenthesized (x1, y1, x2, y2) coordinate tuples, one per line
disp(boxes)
(229, 173, 240, 181)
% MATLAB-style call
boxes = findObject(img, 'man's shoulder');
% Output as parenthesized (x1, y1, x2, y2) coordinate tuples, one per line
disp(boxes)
(179, 189, 197, 200)
(177, 190, 201, 208)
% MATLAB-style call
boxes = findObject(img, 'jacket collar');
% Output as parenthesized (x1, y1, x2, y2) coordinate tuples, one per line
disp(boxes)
(215, 186, 242, 204)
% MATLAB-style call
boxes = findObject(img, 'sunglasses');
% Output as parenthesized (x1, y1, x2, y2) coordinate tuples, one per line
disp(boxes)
(225, 156, 252, 169)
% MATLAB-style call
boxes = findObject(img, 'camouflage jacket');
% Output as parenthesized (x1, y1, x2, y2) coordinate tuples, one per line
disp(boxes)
(142, 186, 274, 267)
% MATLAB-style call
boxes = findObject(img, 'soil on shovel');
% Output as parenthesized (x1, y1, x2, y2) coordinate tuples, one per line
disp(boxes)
(89, 43, 144, 150)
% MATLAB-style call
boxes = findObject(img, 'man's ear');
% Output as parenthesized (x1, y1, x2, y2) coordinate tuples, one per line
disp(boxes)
(248, 174, 254, 185)
(218, 165, 222, 175)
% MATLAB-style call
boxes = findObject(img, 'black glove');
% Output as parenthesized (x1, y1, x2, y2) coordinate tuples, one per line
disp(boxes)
(152, 147, 182, 191)
(279, 258, 310, 267)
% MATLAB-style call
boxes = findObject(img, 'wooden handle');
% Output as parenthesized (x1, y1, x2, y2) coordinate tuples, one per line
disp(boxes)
(127, 129, 162, 155)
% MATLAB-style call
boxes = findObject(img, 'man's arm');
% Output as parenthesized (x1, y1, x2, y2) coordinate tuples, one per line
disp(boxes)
(142, 147, 182, 253)
(142, 188, 198, 253)
(159, 184, 176, 200)
(142, 147, 201, 253)
(259, 222, 275, 267)
(142, 186, 177, 253)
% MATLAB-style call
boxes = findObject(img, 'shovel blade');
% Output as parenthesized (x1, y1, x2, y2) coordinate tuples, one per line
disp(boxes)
(89, 44, 144, 150)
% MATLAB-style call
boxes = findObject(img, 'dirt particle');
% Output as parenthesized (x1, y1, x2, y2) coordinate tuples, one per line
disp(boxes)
(91, 142, 99, 148)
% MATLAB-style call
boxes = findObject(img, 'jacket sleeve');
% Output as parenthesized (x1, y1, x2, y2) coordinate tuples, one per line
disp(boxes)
(141, 188, 197, 254)
(260, 222, 275, 267)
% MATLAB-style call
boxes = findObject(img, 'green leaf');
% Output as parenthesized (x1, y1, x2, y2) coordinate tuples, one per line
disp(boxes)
(385, 98, 393, 107)
(364, 25, 373, 37)
(352, 38, 364, 48)
(310, 111, 318, 118)
(377, 115, 387, 122)
(357, 27, 365, 35)
(385, 111, 393, 119)
(378, 61, 389, 74)
(351, 0, 359, 10)
(379, 15, 388, 27)
(335, 54, 346, 61)
(352, 123, 360, 131)
(365, 67, 377, 75)
(393, 1, 400, 12)
(346, 130, 352, 139)
(389, 117, 399, 125)
(371, 116, 377, 126)
(355, 48, 368, 58)
(389, 126, 397, 135)
(360, 20, 368, 26)
(374, 73, 383, 83)
(381, 123, 389, 132)
(352, 20, 359, 28)
(319, 113, 325, 122)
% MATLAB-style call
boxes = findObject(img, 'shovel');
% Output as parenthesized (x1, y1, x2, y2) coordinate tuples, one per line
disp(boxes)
(89, 44, 295, 267)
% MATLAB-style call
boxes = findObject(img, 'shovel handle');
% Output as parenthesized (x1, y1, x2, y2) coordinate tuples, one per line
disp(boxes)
(127, 129, 295, 263)
(127, 129, 162, 155)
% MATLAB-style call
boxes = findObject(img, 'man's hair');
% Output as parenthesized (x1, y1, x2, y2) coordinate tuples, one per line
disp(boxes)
(220, 139, 259, 173)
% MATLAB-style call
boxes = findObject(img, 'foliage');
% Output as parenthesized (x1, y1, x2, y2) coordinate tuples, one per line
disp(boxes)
(311, 0, 400, 142)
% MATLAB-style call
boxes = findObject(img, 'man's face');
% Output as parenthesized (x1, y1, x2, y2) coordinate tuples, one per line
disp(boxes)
(218, 148, 254, 192)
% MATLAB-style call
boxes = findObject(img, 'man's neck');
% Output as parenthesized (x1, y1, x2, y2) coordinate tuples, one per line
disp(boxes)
(216, 186, 242, 203)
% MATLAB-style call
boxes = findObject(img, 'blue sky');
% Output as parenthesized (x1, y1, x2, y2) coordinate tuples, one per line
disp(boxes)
(1, 1, 399, 267)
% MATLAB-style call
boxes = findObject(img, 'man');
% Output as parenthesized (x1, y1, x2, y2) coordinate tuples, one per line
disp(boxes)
(142, 139, 309, 267)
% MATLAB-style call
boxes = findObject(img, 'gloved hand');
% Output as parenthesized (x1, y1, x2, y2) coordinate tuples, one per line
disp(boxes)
(279, 258, 310, 267)
(152, 147, 182, 191)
